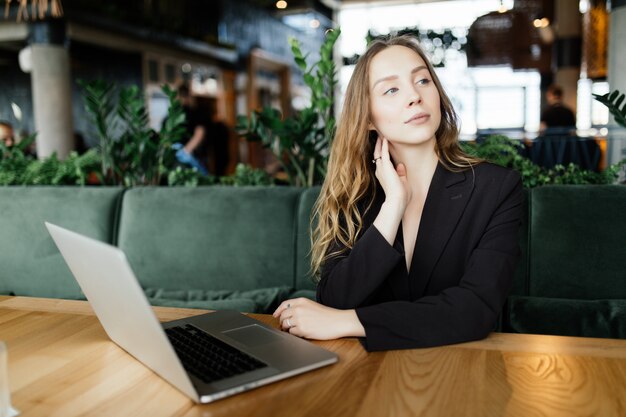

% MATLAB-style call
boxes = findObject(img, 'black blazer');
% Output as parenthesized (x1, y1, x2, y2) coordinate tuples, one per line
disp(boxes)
(316, 162, 523, 351)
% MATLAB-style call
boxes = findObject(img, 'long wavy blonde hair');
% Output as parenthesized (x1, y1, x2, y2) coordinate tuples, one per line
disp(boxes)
(310, 35, 481, 279)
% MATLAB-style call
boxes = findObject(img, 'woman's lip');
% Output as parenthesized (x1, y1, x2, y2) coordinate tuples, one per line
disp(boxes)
(405, 113, 430, 124)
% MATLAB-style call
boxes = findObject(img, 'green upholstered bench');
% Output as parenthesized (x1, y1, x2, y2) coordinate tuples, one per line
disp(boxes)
(502, 185, 626, 339)
(1, 184, 625, 340)
(0, 186, 123, 299)
(116, 186, 309, 312)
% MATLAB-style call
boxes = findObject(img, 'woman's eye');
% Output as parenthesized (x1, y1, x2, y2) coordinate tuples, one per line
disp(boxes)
(384, 87, 398, 95)
(416, 78, 431, 86)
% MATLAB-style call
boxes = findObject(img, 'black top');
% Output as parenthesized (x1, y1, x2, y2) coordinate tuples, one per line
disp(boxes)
(182, 105, 203, 145)
(541, 103, 576, 128)
(317, 162, 523, 351)
(181, 105, 210, 161)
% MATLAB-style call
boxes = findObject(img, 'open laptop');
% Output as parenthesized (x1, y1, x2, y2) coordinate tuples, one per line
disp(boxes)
(45, 222, 338, 403)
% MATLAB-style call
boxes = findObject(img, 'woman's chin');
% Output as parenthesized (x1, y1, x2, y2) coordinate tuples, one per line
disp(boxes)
(386, 136, 437, 148)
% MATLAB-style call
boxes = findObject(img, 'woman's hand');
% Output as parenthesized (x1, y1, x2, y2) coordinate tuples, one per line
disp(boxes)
(372, 136, 411, 244)
(272, 298, 365, 340)
(373, 136, 411, 211)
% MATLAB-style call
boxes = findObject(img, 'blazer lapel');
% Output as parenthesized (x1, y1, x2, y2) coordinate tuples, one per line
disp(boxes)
(409, 162, 475, 297)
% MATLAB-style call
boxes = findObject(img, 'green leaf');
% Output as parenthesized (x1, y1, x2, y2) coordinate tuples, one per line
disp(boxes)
(303, 74, 315, 89)
(594, 89, 626, 127)
(294, 56, 307, 71)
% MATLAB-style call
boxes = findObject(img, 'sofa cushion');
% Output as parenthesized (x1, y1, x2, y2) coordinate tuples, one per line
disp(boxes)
(117, 187, 303, 293)
(528, 185, 626, 299)
(504, 295, 626, 339)
(148, 296, 257, 313)
(0, 187, 123, 299)
(288, 289, 316, 301)
(144, 286, 292, 313)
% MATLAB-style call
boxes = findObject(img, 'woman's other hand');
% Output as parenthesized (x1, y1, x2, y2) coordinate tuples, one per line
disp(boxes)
(272, 298, 365, 340)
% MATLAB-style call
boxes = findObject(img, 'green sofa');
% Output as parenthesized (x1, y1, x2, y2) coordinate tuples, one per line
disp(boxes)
(0, 185, 624, 340)
(502, 185, 626, 339)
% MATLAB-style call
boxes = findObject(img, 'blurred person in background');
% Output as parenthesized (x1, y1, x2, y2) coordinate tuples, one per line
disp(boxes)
(0, 121, 15, 147)
(172, 84, 209, 175)
(540, 84, 576, 133)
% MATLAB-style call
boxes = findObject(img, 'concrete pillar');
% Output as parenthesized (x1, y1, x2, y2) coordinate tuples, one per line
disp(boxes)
(28, 20, 73, 159)
(606, 0, 626, 166)
(553, 0, 582, 113)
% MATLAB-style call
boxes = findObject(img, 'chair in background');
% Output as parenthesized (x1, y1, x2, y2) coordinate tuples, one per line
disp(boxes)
(526, 133, 601, 172)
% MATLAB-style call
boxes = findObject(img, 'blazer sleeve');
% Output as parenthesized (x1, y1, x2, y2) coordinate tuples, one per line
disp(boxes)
(316, 225, 404, 309)
(355, 170, 523, 351)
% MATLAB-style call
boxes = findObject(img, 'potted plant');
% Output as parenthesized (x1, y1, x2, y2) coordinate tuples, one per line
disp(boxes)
(237, 29, 341, 187)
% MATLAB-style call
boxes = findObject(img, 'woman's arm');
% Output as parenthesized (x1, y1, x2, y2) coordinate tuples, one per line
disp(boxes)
(317, 137, 408, 309)
(316, 226, 404, 309)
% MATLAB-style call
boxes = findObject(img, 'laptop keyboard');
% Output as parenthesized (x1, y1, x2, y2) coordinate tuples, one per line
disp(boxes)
(165, 324, 268, 384)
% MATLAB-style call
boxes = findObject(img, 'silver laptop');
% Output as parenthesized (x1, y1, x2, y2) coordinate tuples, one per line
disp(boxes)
(45, 222, 338, 403)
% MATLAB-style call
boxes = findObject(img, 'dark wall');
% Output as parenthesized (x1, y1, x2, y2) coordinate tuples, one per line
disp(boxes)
(70, 41, 143, 148)
(219, 0, 326, 75)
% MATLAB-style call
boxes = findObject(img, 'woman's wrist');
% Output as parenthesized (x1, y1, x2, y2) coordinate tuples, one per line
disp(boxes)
(373, 201, 404, 245)
(338, 309, 366, 338)
(381, 199, 405, 219)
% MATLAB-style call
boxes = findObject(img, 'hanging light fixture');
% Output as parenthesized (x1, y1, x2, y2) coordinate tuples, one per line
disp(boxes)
(4, 0, 64, 22)
(498, 0, 508, 13)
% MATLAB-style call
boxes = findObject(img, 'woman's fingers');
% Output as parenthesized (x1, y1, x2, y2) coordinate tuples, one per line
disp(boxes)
(280, 314, 294, 331)
(273, 298, 296, 318)
(374, 136, 382, 157)
(381, 136, 389, 160)
(396, 162, 407, 178)
(274, 298, 309, 332)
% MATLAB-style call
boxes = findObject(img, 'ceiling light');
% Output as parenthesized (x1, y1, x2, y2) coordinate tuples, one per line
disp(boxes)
(579, 0, 590, 14)
(309, 19, 320, 29)
(276, 0, 287, 9)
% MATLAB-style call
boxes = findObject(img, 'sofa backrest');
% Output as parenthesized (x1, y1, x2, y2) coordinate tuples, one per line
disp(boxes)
(295, 186, 321, 291)
(2, 183, 623, 318)
(0, 187, 123, 299)
(116, 186, 303, 293)
(527, 185, 626, 299)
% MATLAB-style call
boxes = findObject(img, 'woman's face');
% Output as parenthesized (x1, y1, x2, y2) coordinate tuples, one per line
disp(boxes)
(368, 45, 441, 148)
(0, 124, 14, 147)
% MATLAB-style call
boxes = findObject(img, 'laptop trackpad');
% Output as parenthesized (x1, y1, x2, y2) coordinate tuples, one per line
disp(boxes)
(223, 324, 284, 347)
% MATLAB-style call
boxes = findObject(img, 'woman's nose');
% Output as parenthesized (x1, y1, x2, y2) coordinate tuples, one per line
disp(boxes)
(408, 90, 422, 107)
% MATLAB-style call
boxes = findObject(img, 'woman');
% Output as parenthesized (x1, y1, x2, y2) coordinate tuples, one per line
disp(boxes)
(273, 35, 522, 351)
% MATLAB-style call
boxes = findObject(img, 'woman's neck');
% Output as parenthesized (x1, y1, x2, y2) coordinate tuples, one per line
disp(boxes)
(389, 140, 439, 196)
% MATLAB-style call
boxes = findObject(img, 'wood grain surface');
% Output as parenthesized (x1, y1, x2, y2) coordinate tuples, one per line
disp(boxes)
(1, 296, 625, 417)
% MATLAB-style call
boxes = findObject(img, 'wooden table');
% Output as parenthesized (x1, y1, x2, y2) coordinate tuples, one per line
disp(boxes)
(1, 296, 626, 417)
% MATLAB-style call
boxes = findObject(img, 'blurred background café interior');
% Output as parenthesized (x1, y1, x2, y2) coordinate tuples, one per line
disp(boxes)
(0, 0, 624, 179)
